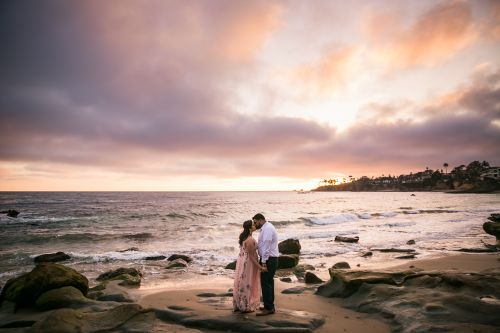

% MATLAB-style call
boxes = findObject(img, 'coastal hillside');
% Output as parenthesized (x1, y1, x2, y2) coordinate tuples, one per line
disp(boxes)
(314, 160, 500, 193)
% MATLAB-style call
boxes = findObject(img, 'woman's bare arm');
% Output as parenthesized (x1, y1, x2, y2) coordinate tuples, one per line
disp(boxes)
(245, 238, 263, 270)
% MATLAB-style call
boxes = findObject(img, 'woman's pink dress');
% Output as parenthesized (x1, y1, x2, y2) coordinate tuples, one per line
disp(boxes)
(233, 236, 261, 312)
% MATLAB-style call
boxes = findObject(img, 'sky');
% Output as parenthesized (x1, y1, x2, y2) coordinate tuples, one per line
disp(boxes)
(0, 0, 499, 191)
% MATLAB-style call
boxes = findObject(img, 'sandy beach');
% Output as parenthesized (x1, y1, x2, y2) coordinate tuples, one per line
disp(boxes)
(133, 252, 500, 333)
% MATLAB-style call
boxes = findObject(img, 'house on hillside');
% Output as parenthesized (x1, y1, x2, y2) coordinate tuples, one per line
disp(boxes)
(481, 167, 500, 180)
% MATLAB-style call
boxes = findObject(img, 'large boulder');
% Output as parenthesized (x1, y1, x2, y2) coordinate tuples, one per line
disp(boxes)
(34, 252, 71, 264)
(30, 304, 153, 333)
(96, 268, 142, 286)
(332, 262, 351, 269)
(278, 239, 301, 254)
(277, 255, 299, 269)
(0, 263, 88, 307)
(483, 213, 500, 245)
(35, 286, 92, 310)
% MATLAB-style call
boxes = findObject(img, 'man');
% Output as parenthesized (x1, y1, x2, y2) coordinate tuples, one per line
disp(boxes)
(253, 213, 279, 316)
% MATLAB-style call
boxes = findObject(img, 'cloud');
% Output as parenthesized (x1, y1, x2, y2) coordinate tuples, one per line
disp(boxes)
(292, 46, 361, 98)
(366, 1, 477, 68)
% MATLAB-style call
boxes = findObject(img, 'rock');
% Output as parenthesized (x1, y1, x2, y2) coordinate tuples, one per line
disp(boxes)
(372, 248, 416, 253)
(293, 264, 315, 279)
(305, 272, 323, 284)
(406, 239, 416, 245)
(278, 239, 301, 254)
(281, 287, 308, 294)
(335, 236, 359, 243)
(361, 251, 373, 257)
(30, 304, 153, 333)
(280, 277, 292, 283)
(225, 261, 236, 270)
(278, 255, 299, 269)
(332, 262, 351, 269)
(395, 254, 416, 259)
(167, 254, 193, 263)
(97, 293, 134, 302)
(483, 215, 500, 245)
(154, 306, 324, 332)
(96, 267, 142, 286)
(317, 268, 500, 333)
(166, 258, 188, 269)
(35, 286, 92, 310)
(34, 252, 71, 263)
(144, 255, 166, 261)
(316, 269, 416, 298)
(1, 210, 20, 218)
(0, 263, 88, 307)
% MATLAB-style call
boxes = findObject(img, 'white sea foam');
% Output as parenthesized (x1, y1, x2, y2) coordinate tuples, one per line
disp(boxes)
(307, 213, 359, 225)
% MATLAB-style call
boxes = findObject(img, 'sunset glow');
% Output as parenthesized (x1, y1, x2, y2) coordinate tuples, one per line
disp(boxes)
(0, 0, 499, 191)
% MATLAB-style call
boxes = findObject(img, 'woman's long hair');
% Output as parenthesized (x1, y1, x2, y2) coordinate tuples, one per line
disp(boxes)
(238, 220, 253, 246)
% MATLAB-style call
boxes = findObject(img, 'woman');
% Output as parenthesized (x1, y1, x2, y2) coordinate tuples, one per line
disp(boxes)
(233, 220, 263, 313)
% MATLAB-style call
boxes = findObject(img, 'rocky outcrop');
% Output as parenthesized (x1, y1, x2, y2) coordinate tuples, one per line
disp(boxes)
(334, 236, 359, 243)
(154, 304, 324, 332)
(316, 267, 500, 332)
(35, 286, 93, 310)
(278, 255, 299, 269)
(31, 304, 154, 333)
(483, 213, 500, 246)
(278, 239, 301, 254)
(167, 254, 193, 263)
(293, 264, 315, 279)
(34, 252, 71, 263)
(1, 209, 20, 218)
(0, 263, 88, 307)
(143, 255, 166, 261)
(96, 267, 142, 286)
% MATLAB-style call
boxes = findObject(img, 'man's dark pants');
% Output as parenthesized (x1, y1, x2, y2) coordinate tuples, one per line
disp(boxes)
(260, 256, 278, 311)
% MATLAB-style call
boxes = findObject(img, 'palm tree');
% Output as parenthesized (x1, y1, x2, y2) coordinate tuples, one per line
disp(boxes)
(443, 163, 449, 175)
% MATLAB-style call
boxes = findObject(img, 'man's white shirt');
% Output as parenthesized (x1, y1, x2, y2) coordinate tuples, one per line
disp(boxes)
(257, 222, 279, 262)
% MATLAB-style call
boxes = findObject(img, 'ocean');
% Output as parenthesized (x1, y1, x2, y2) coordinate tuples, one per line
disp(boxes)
(1, 191, 498, 287)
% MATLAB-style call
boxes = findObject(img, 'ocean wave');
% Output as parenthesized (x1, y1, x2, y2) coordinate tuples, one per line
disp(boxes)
(357, 213, 372, 219)
(302, 213, 359, 225)
(272, 220, 305, 226)
(372, 212, 398, 218)
(121, 233, 154, 241)
(379, 221, 416, 228)
(165, 212, 190, 220)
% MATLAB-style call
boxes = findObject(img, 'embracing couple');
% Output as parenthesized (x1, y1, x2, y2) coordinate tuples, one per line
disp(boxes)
(233, 213, 279, 316)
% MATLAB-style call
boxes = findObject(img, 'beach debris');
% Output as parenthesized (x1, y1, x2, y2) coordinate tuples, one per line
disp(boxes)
(332, 262, 351, 269)
(97, 267, 142, 286)
(305, 272, 324, 284)
(0, 263, 88, 307)
(278, 238, 301, 254)
(34, 251, 71, 264)
(0, 209, 20, 218)
(167, 254, 193, 263)
(143, 255, 166, 261)
(165, 258, 188, 269)
(334, 236, 359, 243)
(406, 239, 416, 245)
(361, 251, 373, 257)
(225, 261, 236, 270)
(278, 254, 299, 269)
(483, 213, 500, 246)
